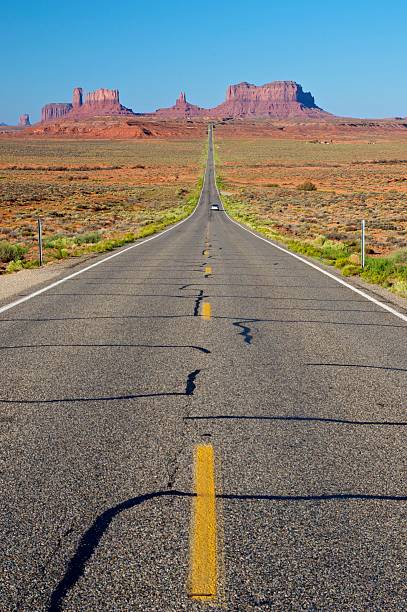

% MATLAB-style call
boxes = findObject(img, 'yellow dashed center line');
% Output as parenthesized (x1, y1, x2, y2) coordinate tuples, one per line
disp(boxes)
(203, 249, 209, 256)
(204, 266, 212, 276)
(201, 302, 211, 320)
(190, 444, 217, 601)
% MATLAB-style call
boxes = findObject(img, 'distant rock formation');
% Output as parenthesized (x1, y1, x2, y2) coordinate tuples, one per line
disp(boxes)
(72, 87, 83, 109)
(155, 91, 207, 117)
(41, 87, 134, 122)
(39, 80, 328, 123)
(19, 114, 31, 127)
(210, 81, 328, 118)
(41, 103, 73, 122)
(77, 88, 133, 114)
(84, 88, 119, 107)
(153, 81, 328, 119)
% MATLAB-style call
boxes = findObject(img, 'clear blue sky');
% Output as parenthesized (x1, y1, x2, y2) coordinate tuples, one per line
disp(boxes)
(2, 0, 407, 123)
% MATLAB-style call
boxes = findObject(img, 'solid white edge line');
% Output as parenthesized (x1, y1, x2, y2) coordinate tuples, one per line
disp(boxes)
(211, 130, 407, 325)
(0, 131, 211, 317)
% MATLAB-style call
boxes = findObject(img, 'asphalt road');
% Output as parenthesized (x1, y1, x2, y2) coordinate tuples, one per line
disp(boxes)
(1, 127, 406, 611)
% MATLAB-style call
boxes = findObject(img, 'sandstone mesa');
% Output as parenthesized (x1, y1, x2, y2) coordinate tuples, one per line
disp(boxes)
(41, 87, 133, 122)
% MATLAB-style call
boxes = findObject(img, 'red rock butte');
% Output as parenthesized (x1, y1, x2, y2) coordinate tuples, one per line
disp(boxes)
(41, 87, 133, 122)
(19, 114, 31, 127)
(211, 81, 328, 118)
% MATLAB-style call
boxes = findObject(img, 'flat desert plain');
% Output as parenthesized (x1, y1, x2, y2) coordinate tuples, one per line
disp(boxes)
(0, 139, 203, 272)
(216, 136, 407, 297)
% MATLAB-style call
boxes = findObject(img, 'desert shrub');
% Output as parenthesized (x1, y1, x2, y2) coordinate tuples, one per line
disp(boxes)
(297, 181, 317, 191)
(54, 248, 70, 259)
(176, 187, 188, 196)
(0, 241, 27, 263)
(320, 239, 350, 260)
(74, 232, 102, 245)
(341, 264, 361, 276)
(391, 248, 407, 263)
(392, 279, 407, 297)
(6, 259, 24, 273)
(44, 236, 75, 249)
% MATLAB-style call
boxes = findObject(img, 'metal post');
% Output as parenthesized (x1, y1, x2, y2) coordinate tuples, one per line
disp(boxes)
(361, 219, 365, 268)
(37, 218, 43, 266)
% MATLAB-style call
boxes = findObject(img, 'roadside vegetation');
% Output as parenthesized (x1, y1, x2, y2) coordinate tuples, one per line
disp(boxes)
(216, 139, 407, 298)
(0, 139, 203, 273)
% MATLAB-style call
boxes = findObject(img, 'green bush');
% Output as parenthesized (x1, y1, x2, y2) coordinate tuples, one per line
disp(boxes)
(341, 264, 361, 276)
(74, 232, 102, 245)
(44, 236, 75, 249)
(6, 259, 24, 273)
(0, 241, 27, 263)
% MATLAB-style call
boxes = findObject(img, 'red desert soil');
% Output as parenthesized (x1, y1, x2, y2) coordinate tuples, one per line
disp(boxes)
(0, 117, 208, 140)
(1, 115, 407, 142)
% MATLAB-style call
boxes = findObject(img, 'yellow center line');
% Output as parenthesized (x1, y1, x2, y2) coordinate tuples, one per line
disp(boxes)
(190, 444, 217, 601)
(204, 266, 212, 276)
(203, 249, 209, 256)
(201, 302, 211, 320)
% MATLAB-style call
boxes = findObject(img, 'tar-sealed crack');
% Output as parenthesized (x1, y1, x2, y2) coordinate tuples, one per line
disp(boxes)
(167, 369, 201, 488)
(193, 290, 204, 316)
(233, 320, 255, 345)
(185, 369, 201, 395)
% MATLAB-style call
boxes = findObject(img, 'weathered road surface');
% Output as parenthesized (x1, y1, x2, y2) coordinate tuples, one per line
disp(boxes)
(1, 127, 406, 611)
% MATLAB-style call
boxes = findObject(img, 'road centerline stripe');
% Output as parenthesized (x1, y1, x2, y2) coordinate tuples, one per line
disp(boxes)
(202, 302, 211, 320)
(190, 444, 217, 600)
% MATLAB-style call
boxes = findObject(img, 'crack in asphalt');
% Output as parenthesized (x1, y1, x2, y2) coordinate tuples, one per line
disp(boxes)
(167, 369, 202, 488)
(185, 369, 201, 396)
(48, 491, 191, 611)
(193, 290, 204, 316)
(0, 370, 203, 405)
(233, 320, 254, 345)
(0, 343, 211, 355)
(47, 487, 407, 611)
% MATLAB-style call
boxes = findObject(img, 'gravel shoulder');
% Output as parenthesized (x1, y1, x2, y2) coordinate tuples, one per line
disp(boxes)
(0, 253, 100, 308)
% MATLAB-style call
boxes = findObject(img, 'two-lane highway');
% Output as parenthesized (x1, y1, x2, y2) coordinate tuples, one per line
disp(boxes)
(1, 126, 406, 610)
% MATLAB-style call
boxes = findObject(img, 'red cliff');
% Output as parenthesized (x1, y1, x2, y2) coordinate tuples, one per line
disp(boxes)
(41, 87, 134, 122)
(72, 87, 83, 109)
(41, 103, 73, 122)
(211, 81, 328, 118)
